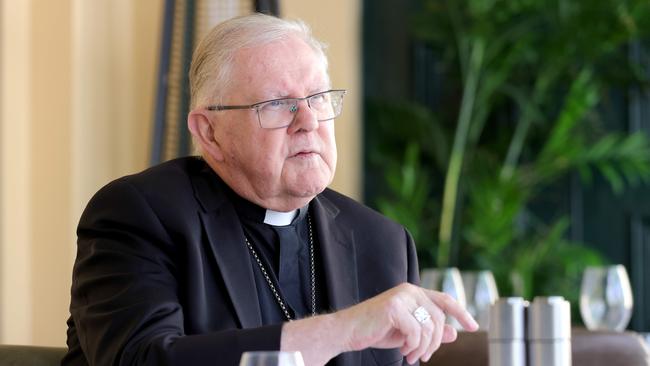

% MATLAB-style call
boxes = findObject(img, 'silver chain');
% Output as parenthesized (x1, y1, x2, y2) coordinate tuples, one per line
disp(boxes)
(244, 214, 316, 321)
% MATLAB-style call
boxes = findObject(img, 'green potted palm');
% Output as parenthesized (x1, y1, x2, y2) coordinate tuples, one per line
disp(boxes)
(366, 0, 650, 315)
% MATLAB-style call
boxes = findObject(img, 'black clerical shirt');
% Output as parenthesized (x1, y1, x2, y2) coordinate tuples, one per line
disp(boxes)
(221, 182, 328, 324)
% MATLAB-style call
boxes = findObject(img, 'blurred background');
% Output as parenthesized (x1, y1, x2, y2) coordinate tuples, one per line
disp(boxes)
(1, 0, 648, 348)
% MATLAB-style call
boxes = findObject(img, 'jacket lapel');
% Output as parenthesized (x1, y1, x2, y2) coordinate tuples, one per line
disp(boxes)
(312, 193, 361, 366)
(311, 194, 360, 311)
(192, 166, 262, 328)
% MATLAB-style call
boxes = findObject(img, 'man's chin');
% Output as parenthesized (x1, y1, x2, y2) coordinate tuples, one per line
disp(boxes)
(265, 186, 324, 212)
(284, 166, 333, 192)
(286, 177, 330, 199)
(291, 184, 328, 198)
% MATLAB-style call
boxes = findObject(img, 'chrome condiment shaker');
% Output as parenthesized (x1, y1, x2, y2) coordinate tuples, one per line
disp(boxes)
(527, 296, 572, 366)
(488, 297, 528, 366)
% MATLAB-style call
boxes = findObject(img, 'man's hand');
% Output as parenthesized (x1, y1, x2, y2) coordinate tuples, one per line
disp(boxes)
(281, 283, 479, 366)
(334, 283, 478, 364)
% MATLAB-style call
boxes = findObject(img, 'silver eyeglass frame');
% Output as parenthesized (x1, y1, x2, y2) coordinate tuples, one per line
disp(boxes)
(205, 89, 347, 129)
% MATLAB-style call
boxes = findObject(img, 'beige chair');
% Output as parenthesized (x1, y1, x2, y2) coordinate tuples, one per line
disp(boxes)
(0, 345, 65, 366)
(424, 328, 650, 366)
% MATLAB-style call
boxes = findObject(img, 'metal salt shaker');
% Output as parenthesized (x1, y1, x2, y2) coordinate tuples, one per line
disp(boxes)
(527, 296, 572, 366)
(488, 297, 528, 366)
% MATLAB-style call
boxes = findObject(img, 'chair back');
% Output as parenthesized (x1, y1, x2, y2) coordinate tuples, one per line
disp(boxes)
(0, 345, 65, 366)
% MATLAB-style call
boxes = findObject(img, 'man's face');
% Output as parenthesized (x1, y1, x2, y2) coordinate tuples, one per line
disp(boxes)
(209, 35, 337, 210)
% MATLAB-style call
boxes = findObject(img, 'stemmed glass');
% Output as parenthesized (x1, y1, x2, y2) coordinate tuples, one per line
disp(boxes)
(239, 351, 305, 366)
(420, 267, 467, 329)
(579, 265, 634, 331)
(461, 270, 499, 330)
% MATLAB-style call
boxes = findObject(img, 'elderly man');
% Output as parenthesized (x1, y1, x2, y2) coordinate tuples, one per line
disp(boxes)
(63, 13, 477, 366)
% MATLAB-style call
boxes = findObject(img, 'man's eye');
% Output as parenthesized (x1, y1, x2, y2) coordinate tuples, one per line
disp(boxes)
(263, 100, 286, 110)
(311, 94, 328, 104)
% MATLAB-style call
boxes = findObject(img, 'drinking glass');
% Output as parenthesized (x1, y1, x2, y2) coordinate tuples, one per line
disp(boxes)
(579, 265, 634, 331)
(239, 351, 305, 366)
(461, 270, 499, 330)
(420, 267, 467, 329)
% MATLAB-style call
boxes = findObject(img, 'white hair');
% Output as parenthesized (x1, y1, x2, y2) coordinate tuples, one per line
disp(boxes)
(189, 13, 329, 110)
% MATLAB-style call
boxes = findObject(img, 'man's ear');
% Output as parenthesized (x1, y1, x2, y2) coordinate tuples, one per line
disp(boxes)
(187, 111, 224, 161)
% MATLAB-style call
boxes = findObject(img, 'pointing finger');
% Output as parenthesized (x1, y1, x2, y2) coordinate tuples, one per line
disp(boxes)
(426, 291, 479, 332)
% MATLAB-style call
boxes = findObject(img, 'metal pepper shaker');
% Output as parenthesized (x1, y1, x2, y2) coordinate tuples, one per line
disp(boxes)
(488, 297, 528, 366)
(527, 296, 572, 366)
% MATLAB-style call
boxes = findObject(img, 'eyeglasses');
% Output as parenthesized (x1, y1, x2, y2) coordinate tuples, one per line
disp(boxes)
(206, 89, 347, 129)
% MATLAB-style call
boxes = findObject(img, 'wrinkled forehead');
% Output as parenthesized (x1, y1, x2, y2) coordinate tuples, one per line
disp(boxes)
(228, 36, 331, 100)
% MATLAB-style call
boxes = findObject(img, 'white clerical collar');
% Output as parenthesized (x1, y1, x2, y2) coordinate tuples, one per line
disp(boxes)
(263, 209, 298, 226)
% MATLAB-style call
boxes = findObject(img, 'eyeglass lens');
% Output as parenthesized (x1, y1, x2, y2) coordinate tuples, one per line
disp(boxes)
(256, 90, 345, 129)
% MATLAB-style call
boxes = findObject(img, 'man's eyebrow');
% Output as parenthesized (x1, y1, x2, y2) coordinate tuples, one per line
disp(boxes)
(310, 87, 329, 94)
(256, 90, 289, 100)
(258, 85, 331, 100)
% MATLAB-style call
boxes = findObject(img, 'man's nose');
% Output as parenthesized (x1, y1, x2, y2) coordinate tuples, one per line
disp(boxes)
(287, 100, 319, 133)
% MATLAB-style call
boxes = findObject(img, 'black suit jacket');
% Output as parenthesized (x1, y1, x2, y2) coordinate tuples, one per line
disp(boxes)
(64, 157, 419, 366)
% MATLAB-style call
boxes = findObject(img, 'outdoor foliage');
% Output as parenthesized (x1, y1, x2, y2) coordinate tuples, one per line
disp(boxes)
(367, 0, 650, 309)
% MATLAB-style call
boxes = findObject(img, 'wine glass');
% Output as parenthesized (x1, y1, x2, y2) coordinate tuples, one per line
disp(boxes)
(420, 267, 467, 329)
(239, 351, 305, 366)
(461, 270, 499, 330)
(579, 265, 634, 331)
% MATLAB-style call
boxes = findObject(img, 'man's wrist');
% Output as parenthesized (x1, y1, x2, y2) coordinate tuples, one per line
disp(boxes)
(280, 312, 350, 365)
